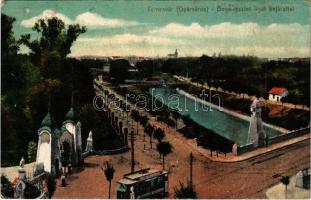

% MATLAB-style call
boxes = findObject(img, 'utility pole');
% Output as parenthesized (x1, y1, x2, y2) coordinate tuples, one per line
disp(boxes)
(130, 129, 135, 173)
(189, 152, 193, 187)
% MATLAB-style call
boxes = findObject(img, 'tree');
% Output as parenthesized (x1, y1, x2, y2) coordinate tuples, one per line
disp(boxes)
(144, 124, 154, 149)
(280, 176, 290, 191)
(156, 141, 172, 169)
(27, 141, 37, 163)
(24, 183, 41, 198)
(110, 59, 130, 82)
(174, 182, 197, 199)
(20, 17, 86, 78)
(140, 116, 149, 141)
(1, 175, 14, 198)
(153, 128, 165, 143)
(102, 161, 115, 199)
(130, 110, 141, 135)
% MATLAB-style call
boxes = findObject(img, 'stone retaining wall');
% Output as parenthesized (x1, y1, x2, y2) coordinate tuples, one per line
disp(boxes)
(234, 127, 310, 155)
(269, 127, 310, 145)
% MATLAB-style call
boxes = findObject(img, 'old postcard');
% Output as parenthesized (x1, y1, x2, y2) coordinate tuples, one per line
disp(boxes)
(1, 0, 310, 199)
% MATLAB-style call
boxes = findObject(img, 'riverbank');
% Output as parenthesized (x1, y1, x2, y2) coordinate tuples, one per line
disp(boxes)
(176, 88, 289, 134)
(173, 75, 310, 131)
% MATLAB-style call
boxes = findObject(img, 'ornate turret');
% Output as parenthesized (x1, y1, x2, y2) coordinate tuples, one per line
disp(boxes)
(35, 97, 61, 176)
(247, 99, 266, 147)
(39, 99, 56, 132)
(64, 93, 77, 123)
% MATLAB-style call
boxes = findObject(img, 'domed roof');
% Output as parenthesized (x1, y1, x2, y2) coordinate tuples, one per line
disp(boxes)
(64, 107, 77, 123)
(41, 112, 52, 127)
(40, 111, 56, 129)
(63, 92, 78, 123)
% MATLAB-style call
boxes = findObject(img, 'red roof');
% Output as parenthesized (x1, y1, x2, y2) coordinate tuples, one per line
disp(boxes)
(268, 87, 287, 95)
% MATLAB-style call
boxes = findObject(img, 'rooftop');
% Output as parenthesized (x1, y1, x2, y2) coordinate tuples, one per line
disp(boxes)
(268, 87, 288, 95)
(118, 168, 168, 184)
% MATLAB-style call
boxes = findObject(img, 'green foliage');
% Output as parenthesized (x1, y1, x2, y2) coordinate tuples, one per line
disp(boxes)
(20, 17, 86, 71)
(162, 55, 309, 104)
(157, 141, 172, 169)
(110, 59, 130, 82)
(1, 175, 14, 198)
(153, 128, 165, 142)
(1, 14, 19, 58)
(46, 174, 56, 198)
(27, 141, 37, 163)
(1, 14, 91, 166)
(174, 182, 197, 199)
(79, 104, 123, 150)
(103, 161, 115, 181)
(156, 141, 172, 157)
(24, 183, 41, 199)
(136, 59, 161, 77)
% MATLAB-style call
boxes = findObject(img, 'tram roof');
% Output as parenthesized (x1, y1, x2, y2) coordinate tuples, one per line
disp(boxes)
(118, 168, 168, 185)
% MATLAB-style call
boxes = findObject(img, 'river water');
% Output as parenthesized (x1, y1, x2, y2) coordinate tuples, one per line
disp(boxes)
(149, 87, 281, 146)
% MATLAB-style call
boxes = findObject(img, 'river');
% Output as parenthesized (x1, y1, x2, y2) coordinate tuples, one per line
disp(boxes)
(149, 87, 281, 146)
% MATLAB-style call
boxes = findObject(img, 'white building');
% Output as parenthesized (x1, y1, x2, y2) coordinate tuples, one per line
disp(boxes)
(268, 87, 288, 102)
(35, 95, 83, 176)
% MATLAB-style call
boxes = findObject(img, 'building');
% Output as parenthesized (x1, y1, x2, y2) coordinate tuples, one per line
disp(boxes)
(268, 87, 288, 102)
(167, 49, 178, 58)
(34, 95, 82, 177)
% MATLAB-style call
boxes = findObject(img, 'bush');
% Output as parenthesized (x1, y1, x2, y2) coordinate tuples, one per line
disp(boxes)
(24, 183, 41, 198)
(46, 174, 56, 198)
(174, 182, 197, 199)
(27, 141, 37, 163)
(1, 175, 14, 198)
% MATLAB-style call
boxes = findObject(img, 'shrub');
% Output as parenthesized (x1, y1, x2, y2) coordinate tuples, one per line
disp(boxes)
(1, 175, 14, 198)
(27, 141, 37, 163)
(174, 182, 197, 199)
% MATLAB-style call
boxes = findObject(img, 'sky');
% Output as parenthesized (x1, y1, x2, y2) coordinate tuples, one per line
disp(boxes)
(2, 0, 310, 58)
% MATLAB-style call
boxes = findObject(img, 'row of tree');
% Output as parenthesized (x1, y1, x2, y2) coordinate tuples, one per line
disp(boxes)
(161, 55, 310, 106)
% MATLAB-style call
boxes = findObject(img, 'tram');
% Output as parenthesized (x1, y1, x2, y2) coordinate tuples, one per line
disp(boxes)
(116, 168, 168, 199)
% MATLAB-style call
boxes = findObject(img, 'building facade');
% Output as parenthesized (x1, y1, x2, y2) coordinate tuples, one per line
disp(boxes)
(34, 97, 82, 177)
(268, 87, 288, 102)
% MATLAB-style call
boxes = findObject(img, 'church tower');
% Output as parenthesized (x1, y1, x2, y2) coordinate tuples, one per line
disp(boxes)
(35, 104, 61, 176)
(247, 99, 266, 147)
(174, 49, 178, 58)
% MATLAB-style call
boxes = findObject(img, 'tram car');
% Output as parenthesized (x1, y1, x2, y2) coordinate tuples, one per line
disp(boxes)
(116, 168, 168, 199)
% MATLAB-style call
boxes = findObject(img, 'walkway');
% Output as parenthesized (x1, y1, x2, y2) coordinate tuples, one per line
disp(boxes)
(265, 174, 310, 199)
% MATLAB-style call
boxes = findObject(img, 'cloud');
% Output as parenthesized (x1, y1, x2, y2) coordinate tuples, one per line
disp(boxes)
(75, 12, 140, 27)
(21, 9, 140, 28)
(70, 26, 309, 58)
(77, 34, 185, 46)
(149, 22, 308, 40)
(21, 10, 73, 28)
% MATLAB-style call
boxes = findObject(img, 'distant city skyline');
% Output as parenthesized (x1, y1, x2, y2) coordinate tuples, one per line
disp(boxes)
(2, 0, 309, 58)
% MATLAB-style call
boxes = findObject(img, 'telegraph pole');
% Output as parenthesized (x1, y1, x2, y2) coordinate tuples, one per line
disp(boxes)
(189, 152, 193, 186)
(130, 129, 135, 173)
